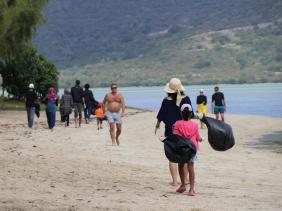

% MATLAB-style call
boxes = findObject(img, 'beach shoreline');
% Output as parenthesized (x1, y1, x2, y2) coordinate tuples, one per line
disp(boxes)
(0, 110, 282, 210)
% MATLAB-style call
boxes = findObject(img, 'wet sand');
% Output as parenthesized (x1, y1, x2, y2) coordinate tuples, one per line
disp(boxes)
(0, 110, 282, 210)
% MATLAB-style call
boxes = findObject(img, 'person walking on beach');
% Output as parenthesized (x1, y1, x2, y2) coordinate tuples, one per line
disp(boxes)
(71, 80, 84, 128)
(196, 89, 207, 129)
(173, 104, 203, 196)
(60, 89, 73, 127)
(83, 83, 97, 124)
(25, 83, 38, 128)
(211, 86, 226, 121)
(102, 83, 125, 146)
(44, 87, 58, 130)
(155, 78, 193, 186)
(95, 103, 105, 130)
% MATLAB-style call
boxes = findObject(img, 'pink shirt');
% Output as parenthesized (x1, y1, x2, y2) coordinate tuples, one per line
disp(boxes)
(173, 120, 202, 150)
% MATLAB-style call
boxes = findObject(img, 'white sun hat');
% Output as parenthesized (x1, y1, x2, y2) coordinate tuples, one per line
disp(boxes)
(164, 78, 185, 93)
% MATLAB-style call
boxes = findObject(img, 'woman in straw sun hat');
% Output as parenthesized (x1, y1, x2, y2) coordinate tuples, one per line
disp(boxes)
(155, 78, 194, 186)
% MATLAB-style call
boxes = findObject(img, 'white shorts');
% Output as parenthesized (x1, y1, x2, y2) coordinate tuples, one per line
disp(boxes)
(106, 111, 122, 124)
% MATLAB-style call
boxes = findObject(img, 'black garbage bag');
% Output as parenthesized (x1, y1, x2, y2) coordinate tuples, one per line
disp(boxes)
(201, 115, 235, 151)
(162, 134, 196, 164)
(35, 103, 40, 118)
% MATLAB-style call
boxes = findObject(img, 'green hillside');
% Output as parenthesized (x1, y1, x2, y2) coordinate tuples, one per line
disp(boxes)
(59, 21, 282, 87)
(31, 0, 282, 87)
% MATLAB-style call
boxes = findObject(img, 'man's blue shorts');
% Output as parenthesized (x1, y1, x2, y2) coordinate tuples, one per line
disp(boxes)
(214, 105, 225, 114)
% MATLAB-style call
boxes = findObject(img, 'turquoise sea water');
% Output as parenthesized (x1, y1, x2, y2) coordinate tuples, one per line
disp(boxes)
(59, 83, 282, 117)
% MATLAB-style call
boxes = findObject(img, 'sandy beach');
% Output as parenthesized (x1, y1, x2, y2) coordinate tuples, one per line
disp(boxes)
(0, 109, 282, 211)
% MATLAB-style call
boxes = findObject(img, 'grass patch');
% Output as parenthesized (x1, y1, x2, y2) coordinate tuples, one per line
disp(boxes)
(0, 97, 26, 110)
(0, 97, 47, 111)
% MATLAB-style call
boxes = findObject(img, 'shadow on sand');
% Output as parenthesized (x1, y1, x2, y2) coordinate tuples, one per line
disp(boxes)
(246, 131, 282, 154)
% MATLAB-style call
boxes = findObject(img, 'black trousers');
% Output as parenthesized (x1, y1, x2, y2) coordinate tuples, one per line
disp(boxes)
(62, 115, 69, 126)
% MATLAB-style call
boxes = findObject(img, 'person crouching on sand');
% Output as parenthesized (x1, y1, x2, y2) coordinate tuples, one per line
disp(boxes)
(173, 104, 203, 196)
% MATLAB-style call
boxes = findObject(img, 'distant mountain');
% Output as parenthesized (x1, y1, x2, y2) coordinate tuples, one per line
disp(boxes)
(32, 0, 282, 87)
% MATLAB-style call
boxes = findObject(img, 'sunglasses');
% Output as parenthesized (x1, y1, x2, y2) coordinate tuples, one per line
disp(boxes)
(111, 86, 117, 89)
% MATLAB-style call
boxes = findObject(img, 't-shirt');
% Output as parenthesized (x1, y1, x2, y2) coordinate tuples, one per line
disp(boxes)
(173, 120, 201, 150)
(25, 89, 38, 107)
(212, 92, 225, 106)
(95, 108, 104, 118)
(157, 96, 192, 136)
(71, 85, 84, 103)
(197, 95, 207, 105)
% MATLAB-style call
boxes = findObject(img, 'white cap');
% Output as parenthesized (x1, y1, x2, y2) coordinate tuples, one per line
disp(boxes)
(180, 104, 192, 112)
(200, 89, 204, 93)
(29, 83, 34, 89)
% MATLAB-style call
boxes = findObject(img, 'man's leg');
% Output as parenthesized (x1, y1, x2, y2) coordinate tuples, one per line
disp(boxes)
(27, 108, 31, 128)
(84, 108, 88, 123)
(116, 123, 122, 146)
(220, 113, 225, 122)
(78, 103, 82, 127)
(73, 104, 78, 128)
(109, 123, 116, 145)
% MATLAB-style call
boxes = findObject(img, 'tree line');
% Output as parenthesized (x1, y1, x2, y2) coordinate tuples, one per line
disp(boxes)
(0, 0, 58, 98)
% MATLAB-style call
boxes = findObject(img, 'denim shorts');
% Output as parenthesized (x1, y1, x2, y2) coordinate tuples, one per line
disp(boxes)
(214, 105, 225, 114)
(106, 111, 122, 124)
(189, 154, 198, 164)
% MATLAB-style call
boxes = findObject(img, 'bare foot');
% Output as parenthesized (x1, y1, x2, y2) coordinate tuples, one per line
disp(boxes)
(187, 190, 196, 196)
(169, 182, 178, 186)
(116, 139, 120, 146)
(176, 185, 186, 193)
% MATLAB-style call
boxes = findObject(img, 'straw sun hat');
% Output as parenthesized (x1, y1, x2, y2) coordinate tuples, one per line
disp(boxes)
(164, 78, 185, 93)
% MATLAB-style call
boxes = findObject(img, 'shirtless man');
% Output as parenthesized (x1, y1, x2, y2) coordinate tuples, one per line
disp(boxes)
(103, 83, 125, 146)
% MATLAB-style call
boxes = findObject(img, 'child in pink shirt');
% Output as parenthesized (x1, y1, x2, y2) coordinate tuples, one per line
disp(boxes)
(173, 104, 203, 196)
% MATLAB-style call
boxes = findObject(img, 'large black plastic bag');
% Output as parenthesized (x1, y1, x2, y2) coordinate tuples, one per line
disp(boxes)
(162, 134, 197, 163)
(201, 116, 235, 151)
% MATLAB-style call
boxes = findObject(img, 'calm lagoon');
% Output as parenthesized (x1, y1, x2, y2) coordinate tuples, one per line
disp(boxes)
(60, 83, 282, 117)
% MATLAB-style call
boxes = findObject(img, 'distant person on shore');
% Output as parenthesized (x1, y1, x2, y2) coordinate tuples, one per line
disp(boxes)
(173, 104, 203, 196)
(196, 89, 207, 128)
(71, 80, 84, 128)
(155, 78, 193, 187)
(25, 83, 38, 128)
(95, 103, 105, 130)
(211, 86, 226, 121)
(83, 83, 97, 124)
(102, 83, 125, 146)
(60, 89, 73, 127)
(44, 87, 58, 130)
